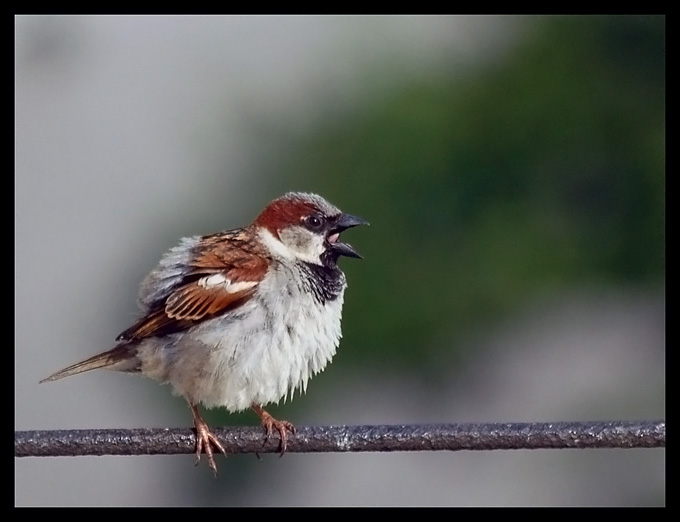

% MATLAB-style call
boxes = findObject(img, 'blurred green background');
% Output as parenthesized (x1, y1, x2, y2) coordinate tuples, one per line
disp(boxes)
(249, 14, 665, 371)
(16, 15, 664, 506)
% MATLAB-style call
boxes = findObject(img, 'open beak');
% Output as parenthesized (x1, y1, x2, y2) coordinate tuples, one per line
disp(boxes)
(327, 213, 369, 259)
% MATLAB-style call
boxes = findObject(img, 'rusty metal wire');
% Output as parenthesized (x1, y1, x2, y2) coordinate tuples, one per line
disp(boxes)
(15, 420, 664, 458)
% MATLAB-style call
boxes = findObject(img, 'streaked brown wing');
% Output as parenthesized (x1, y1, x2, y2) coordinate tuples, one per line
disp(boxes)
(117, 229, 269, 342)
(165, 280, 256, 320)
(118, 280, 256, 341)
(117, 308, 194, 341)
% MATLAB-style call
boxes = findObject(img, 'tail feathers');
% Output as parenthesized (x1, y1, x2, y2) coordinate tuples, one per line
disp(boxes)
(40, 345, 138, 383)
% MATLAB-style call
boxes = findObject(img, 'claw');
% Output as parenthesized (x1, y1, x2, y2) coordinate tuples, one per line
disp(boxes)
(191, 403, 227, 475)
(252, 405, 296, 456)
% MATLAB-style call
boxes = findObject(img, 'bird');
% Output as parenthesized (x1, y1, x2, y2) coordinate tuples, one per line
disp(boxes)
(41, 192, 367, 474)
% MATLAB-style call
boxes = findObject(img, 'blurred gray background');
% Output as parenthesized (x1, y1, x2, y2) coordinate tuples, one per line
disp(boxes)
(15, 15, 664, 506)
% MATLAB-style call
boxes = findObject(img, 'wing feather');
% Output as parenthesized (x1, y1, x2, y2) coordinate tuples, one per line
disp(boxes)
(117, 228, 269, 342)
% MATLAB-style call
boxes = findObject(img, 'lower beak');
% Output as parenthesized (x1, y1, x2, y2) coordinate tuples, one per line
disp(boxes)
(331, 241, 363, 259)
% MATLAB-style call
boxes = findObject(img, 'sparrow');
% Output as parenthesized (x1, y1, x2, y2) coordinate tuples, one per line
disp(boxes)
(41, 192, 367, 474)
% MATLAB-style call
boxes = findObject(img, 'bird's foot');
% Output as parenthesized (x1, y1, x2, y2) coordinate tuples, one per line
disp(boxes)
(252, 405, 296, 456)
(191, 404, 227, 475)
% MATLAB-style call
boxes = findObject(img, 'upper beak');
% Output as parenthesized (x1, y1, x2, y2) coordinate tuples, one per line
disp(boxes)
(336, 213, 369, 231)
(328, 213, 369, 259)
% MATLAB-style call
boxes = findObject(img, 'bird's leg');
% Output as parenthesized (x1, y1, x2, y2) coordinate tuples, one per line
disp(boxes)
(190, 403, 227, 475)
(251, 404, 296, 456)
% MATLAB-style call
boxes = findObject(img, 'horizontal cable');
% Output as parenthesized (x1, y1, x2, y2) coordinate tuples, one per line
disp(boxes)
(15, 420, 664, 457)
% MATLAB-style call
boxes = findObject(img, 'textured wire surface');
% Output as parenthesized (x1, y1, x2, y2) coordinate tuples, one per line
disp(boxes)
(16, 421, 664, 457)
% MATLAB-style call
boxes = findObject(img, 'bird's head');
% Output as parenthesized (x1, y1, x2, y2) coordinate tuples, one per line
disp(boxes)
(254, 192, 368, 268)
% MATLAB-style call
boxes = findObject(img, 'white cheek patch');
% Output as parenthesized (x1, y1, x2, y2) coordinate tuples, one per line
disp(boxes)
(198, 274, 258, 294)
(258, 227, 325, 265)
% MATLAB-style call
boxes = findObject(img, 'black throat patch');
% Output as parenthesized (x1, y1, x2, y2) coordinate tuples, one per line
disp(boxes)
(299, 262, 346, 304)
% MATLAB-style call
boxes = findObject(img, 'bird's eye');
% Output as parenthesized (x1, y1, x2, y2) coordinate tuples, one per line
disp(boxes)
(305, 214, 324, 230)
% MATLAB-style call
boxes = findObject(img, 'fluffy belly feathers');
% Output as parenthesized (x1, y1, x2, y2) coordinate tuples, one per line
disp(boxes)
(137, 280, 345, 411)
